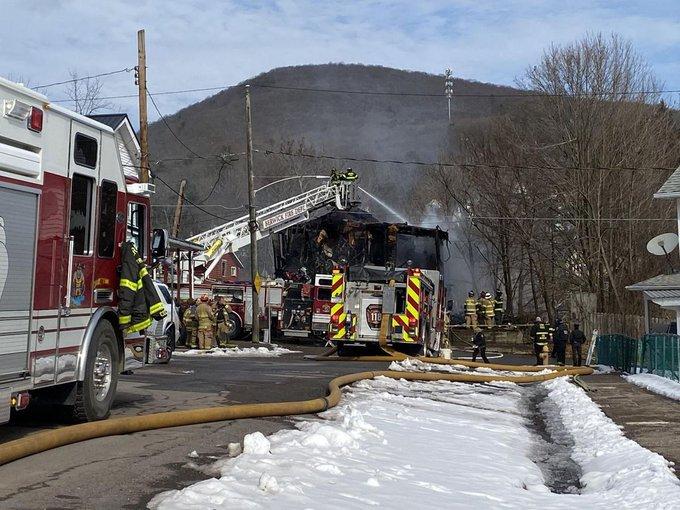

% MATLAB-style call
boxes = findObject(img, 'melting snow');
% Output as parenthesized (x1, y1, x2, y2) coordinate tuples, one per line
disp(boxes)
(624, 373, 680, 402)
(174, 346, 300, 358)
(149, 376, 680, 509)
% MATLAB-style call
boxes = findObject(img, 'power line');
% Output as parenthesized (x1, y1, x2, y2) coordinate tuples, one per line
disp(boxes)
(260, 148, 676, 173)
(153, 173, 234, 222)
(147, 88, 209, 160)
(48, 83, 680, 103)
(36, 68, 134, 89)
(252, 83, 680, 98)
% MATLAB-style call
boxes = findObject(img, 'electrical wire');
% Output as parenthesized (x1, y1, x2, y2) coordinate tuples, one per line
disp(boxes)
(35, 68, 134, 89)
(153, 173, 234, 221)
(147, 88, 209, 160)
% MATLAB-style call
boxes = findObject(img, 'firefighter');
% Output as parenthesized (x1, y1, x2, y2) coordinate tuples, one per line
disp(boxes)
(472, 327, 490, 363)
(570, 323, 586, 366)
(530, 316, 552, 365)
(483, 292, 495, 327)
(552, 318, 569, 365)
(183, 299, 198, 349)
(464, 291, 477, 327)
(215, 299, 233, 347)
(494, 290, 504, 325)
(196, 295, 215, 350)
(476, 291, 486, 325)
(330, 168, 342, 184)
(342, 167, 358, 181)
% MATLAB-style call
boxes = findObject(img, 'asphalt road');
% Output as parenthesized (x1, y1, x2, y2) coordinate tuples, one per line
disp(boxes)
(0, 345, 390, 510)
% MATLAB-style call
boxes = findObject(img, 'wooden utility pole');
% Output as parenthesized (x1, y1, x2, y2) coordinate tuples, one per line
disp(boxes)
(171, 179, 187, 237)
(245, 85, 260, 343)
(137, 29, 150, 183)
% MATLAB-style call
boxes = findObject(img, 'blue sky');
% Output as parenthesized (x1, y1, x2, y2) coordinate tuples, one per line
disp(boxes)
(3, 0, 679, 122)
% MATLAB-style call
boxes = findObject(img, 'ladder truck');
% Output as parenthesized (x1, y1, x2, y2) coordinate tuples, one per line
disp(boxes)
(183, 178, 358, 340)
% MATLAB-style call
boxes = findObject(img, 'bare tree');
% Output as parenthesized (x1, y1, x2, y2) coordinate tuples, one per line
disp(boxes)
(64, 70, 113, 115)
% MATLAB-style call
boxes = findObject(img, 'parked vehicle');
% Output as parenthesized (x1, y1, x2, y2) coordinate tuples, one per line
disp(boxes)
(0, 77, 166, 423)
(150, 281, 181, 362)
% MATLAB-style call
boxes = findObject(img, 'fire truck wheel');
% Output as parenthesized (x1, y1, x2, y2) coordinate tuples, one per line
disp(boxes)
(71, 321, 120, 422)
(222, 312, 243, 341)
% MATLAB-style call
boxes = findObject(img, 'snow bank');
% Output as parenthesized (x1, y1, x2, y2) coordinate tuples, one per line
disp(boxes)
(174, 346, 300, 358)
(149, 376, 680, 509)
(624, 373, 680, 401)
(389, 358, 555, 377)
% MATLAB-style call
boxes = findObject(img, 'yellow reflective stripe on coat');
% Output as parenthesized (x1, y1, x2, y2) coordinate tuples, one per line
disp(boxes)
(120, 279, 138, 292)
(139, 267, 149, 278)
(149, 302, 165, 315)
(125, 316, 152, 334)
(118, 314, 131, 325)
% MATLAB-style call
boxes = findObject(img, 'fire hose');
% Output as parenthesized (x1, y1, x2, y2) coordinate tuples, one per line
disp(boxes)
(0, 358, 592, 467)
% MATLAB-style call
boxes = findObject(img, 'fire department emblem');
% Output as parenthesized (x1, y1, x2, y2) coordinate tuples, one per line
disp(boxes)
(366, 304, 382, 329)
(72, 264, 85, 306)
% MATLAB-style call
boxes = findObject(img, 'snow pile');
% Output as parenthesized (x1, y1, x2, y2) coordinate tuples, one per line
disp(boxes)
(593, 365, 615, 374)
(623, 373, 680, 401)
(175, 346, 300, 358)
(389, 358, 555, 377)
(149, 376, 680, 509)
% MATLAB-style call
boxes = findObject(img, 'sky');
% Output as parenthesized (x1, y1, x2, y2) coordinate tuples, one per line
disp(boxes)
(3, 0, 679, 123)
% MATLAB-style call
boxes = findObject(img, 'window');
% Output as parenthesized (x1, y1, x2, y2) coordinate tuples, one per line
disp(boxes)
(221, 261, 228, 276)
(69, 174, 94, 255)
(74, 133, 98, 168)
(97, 181, 117, 258)
(127, 202, 146, 256)
(230, 266, 237, 277)
(157, 284, 172, 304)
(317, 288, 331, 301)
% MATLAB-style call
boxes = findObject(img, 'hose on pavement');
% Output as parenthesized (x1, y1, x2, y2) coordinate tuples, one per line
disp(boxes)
(0, 360, 593, 467)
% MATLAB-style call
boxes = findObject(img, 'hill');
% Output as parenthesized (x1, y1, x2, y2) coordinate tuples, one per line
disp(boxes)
(147, 63, 520, 236)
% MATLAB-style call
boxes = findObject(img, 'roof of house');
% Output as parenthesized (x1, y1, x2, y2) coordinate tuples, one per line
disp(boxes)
(88, 113, 129, 130)
(654, 165, 680, 199)
(626, 272, 680, 291)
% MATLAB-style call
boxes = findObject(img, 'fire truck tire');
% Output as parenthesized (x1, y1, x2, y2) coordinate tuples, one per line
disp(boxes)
(71, 321, 120, 422)
(223, 312, 243, 341)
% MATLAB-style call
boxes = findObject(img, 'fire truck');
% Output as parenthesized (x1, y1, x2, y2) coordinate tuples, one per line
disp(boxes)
(277, 274, 332, 339)
(327, 224, 448, 355)
(0, 77, 166, 424)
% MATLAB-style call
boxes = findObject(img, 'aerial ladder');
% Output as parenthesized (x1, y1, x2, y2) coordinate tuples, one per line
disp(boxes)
(187, 177, 357, 277)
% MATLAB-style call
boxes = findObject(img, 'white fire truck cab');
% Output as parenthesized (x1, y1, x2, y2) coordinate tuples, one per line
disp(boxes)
(0, 77, 164, 424)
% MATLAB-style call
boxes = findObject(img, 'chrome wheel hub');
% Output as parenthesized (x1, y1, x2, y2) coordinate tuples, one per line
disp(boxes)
(93, 344, 113, 402)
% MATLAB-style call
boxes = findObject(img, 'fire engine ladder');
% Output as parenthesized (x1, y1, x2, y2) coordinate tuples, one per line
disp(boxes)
(188, 179, 357, 276)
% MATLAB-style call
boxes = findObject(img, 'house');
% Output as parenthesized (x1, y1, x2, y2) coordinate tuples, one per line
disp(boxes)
(627, 165, 680, 333)
(88, 114, 141, 182)
(195, 252, 244, 283)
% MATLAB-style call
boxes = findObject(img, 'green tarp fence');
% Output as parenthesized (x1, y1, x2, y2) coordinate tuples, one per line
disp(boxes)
(596, 333, 680, 382)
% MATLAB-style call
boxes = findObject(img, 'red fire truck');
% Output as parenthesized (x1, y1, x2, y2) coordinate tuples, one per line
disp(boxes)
(0, 77, 166, 423)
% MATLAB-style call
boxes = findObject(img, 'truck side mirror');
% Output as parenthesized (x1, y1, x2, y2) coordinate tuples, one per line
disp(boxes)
(152, 228, 168, 261)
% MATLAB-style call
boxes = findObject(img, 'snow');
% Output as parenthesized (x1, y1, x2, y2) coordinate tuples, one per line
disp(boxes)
(389, 358, 555, 377)
(188, 451, 199, 459)
(174, 346, 300, 358)
(149, 375, 680, 510)
(624, 373, 680, 402)
(593, 365, 615, 374)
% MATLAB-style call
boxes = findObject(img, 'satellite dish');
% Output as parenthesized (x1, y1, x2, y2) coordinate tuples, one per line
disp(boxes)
(646, 233, 679, 256)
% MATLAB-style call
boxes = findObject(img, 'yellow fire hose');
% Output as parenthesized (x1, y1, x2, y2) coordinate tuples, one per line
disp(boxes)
(0, 359, 592, 467)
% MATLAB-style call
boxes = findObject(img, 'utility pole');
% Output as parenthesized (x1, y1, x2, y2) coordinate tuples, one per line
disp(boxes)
(171, 179, 187, 237)
(444, 68, 454, 125)
(136, 29, 150, 183)
(245, 85, 260, 343)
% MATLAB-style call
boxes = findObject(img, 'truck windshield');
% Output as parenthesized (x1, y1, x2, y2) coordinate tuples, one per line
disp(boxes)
(395, 233, 438, 270)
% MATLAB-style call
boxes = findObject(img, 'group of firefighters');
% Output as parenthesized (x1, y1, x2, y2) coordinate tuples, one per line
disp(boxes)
(529, 317, 587, 366)
(181, 295, 233, 350)
(463, 290, 505, 327)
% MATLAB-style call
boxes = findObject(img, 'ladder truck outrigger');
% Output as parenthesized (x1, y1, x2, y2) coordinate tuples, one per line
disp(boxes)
(183, 176, 358, 340)
(0, 77, 170, 425)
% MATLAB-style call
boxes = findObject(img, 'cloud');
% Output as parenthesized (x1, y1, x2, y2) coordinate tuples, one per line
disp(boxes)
(3, 0, 678, 123)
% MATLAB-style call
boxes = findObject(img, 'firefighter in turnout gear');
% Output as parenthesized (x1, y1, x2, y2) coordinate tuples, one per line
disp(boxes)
(215, 298, 233, 347)
(476, 291, 486, 325)
(183, 299, 198, 348)
(118, 241, 167, 334)
(494, 290, 504, 325)
(530, 316, 552, 365)
(483, 292, 495, 327)
(464, 291, 477, 327)
(342, 168, 358, 181)
(196, 295, 215, 350)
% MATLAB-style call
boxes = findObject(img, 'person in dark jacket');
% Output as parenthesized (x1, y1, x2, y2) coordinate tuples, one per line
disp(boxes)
(570, 323, 586, 366)
(552, 318, 569, 365)
(472, 327, 490, 363)
(118, 241, 166, 333)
